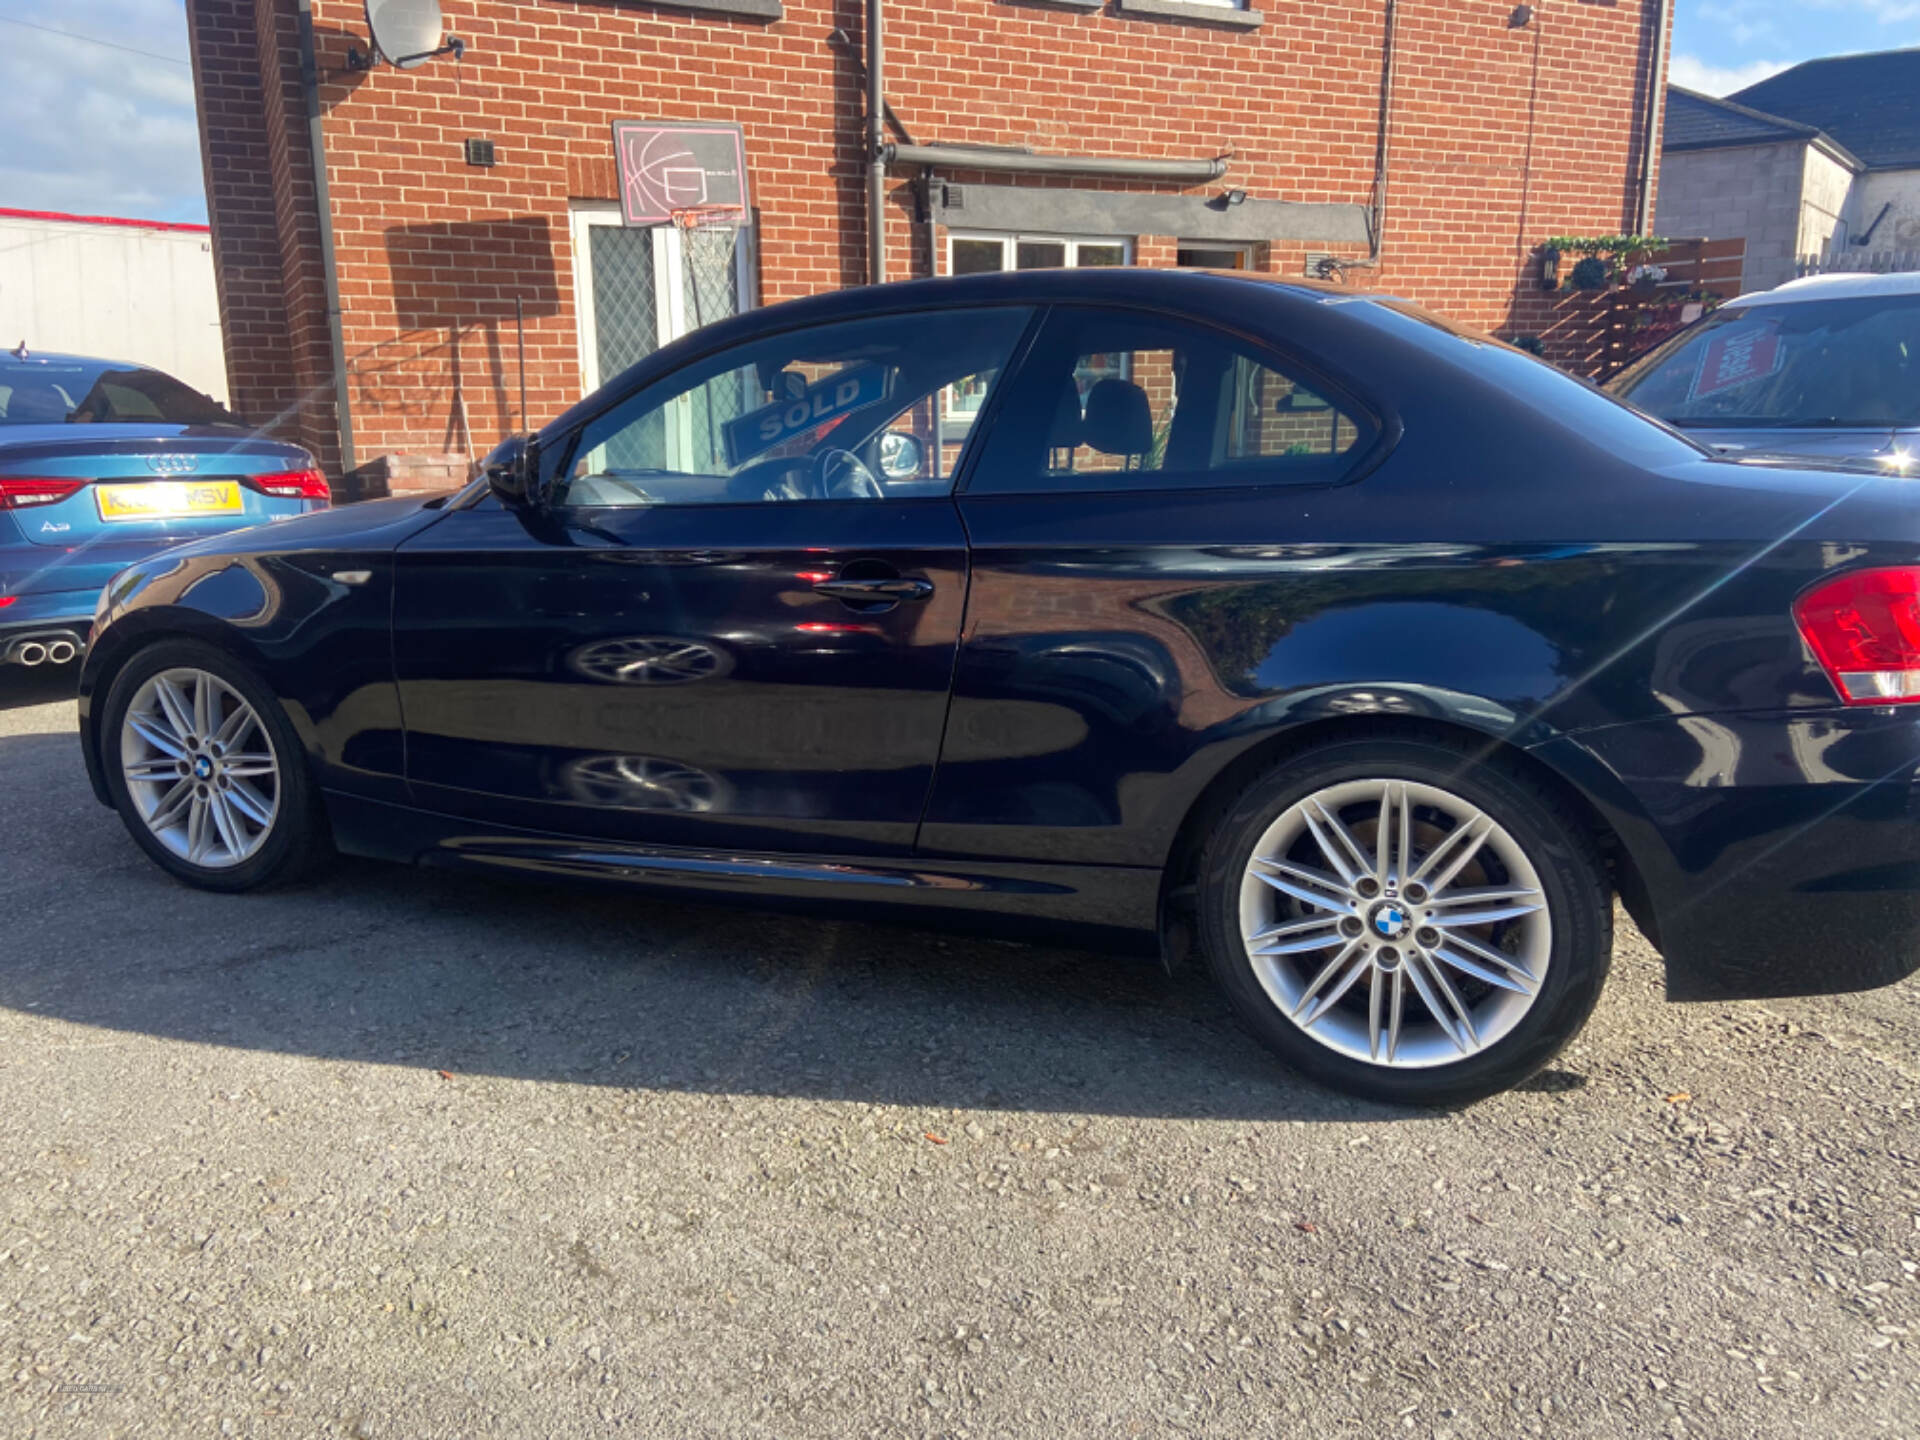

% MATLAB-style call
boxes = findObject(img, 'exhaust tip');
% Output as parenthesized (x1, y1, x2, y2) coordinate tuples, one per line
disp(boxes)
(46, 640, 77, 664)
(16, 642, 46, 667)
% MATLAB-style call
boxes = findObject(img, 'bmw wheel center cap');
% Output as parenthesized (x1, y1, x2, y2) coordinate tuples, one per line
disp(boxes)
(1373, 905, 1408, 939)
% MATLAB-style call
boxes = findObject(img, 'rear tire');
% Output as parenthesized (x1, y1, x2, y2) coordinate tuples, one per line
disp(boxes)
(101, 639, 332, 892)
(1197, 736, 1611, 1106)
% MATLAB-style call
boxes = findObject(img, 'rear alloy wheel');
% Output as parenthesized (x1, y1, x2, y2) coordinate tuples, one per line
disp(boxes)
(102, 641, 330, 891)
(1199, 738, 1610, 1106)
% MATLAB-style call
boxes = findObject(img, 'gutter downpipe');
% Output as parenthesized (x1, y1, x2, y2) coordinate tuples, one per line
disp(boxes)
(1312, 0, 1395, 278)
(1367, 0, 1397, 265)
(883, 144, 1225, 184)
(1637, 0, 1672, 235)
(866, 0, 886, 284)
(295, 0, 356, 474)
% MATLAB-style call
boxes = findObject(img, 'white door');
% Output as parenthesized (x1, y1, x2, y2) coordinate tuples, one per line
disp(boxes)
(569, 202, 753, 395)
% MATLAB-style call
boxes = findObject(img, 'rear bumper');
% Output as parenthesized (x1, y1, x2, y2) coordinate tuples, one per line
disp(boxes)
(1535, 708, 1920, 1001)
(0, 586, 94, 662)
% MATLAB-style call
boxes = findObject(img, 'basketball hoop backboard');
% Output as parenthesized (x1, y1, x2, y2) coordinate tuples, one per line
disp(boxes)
(612, 121, 750, 228)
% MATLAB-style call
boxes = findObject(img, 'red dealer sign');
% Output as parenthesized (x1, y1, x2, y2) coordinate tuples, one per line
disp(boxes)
(1691, 320, 1784, 401)
(612, 120, 750, 227)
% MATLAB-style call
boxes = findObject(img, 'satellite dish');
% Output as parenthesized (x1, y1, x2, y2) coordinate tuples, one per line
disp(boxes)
(364, 0, 454, 69)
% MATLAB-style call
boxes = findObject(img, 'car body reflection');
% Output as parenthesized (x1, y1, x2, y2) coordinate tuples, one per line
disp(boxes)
(560, 754, 727, 811)
(566, 635, 733, 686)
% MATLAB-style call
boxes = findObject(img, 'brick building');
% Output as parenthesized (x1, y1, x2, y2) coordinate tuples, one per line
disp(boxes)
(185, 0, 1673, 494)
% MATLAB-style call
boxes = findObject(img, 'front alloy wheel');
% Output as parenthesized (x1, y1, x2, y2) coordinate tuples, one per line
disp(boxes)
(120, 668, 280, 868)
(102, 640, 331, 892)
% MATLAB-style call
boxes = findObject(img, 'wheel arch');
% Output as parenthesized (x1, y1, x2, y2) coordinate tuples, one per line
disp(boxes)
(1154, 714, 1658, 967)
(81, 613, 289, 806)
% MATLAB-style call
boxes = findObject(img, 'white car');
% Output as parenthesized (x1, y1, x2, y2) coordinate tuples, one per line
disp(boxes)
(1610, 269, 1920, 471)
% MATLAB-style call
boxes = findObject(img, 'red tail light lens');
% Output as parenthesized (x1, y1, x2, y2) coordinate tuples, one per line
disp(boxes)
(1793, 567, 1920, 704)
(0, 477, 85, 510)
(244, 467, 331, 503)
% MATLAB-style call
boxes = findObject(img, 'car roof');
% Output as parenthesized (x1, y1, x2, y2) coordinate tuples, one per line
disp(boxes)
(766, 266, 1374, 316)
(1722, 270, 1920, 308)
(1, 349, 146, 371)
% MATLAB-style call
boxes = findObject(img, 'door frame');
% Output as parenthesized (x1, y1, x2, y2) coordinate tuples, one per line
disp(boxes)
(568, 201, 757, 396)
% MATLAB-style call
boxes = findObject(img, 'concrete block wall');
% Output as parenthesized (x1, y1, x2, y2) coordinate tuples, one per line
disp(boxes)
(1658, 140, 1819, 293)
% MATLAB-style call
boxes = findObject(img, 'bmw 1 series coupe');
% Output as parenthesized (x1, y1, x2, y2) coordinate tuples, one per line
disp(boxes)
(2, 348, 328, 667)
(76, 269, 1920, 1105)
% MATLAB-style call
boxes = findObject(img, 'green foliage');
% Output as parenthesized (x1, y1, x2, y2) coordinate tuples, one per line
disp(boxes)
(1568, 256, 1611, 291)
(1541, 234, 1669, 292)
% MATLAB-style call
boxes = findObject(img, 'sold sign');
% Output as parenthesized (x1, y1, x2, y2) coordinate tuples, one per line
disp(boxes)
(723, 364, 889, 467)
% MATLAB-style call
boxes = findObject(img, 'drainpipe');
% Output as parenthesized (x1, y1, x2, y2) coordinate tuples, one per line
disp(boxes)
(1312, 0, 1396, 278)
(866, 0, 886, 284)
(1637, 0, 1673, 234)
(1368, 0, 1398, 264)
(295, 0, 356, 474)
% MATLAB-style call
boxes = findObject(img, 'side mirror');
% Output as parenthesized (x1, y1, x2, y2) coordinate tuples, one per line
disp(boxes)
(483, 434, 541, 506)
(878, 429, 925, 481)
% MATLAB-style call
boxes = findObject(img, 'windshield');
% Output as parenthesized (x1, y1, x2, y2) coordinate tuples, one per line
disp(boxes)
(1612, 294, 1920, 429)
(0, 360, 236, 427)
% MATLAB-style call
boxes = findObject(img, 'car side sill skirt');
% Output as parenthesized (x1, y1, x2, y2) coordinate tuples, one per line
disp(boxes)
(322, 791, 1162, 948)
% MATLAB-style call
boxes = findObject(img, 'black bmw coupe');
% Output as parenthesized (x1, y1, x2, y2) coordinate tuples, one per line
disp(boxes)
(77, 268, 1920, 1104)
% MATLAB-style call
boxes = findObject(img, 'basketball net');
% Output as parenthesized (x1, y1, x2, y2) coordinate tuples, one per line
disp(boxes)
(669, 204, 746, 330)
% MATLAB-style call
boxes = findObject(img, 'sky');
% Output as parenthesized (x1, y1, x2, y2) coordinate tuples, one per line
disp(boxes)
(0, 1, 1914, 226)
(1669, 0, 1920, 95)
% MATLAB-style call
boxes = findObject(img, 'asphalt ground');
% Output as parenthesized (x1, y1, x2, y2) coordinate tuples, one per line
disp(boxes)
(2, 664, 1916, 1438)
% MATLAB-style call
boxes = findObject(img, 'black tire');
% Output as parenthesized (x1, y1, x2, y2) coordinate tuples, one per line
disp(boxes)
(100, 639, 333, 892)
(1197, 735, 1611, 1107)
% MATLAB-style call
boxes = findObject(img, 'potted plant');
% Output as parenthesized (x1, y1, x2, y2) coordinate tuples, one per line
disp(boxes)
(1542, 234, 1669, 293)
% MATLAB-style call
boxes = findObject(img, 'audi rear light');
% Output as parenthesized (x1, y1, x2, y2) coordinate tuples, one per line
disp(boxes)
(1793, 567, 1920, 704)
(0, 477, 85, 510)
(244, 467, 331, 503)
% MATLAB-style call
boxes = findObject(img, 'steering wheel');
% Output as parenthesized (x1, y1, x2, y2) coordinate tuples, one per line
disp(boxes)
(812, 447, 884, 500)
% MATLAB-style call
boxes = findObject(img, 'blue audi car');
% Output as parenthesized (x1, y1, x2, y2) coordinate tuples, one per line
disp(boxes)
(1, 348, 328, 667)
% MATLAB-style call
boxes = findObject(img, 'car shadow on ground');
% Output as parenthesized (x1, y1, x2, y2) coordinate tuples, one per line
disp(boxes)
(0, 663, 78, 712)
(0, 726, 1422, 1124)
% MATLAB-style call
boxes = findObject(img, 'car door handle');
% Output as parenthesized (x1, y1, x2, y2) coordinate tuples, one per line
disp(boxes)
(812, 576, 935, 604)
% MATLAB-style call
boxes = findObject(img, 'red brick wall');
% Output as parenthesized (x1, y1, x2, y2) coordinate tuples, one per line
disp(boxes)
(188, 0, 1670, 489)
(184, 0, 302, 440)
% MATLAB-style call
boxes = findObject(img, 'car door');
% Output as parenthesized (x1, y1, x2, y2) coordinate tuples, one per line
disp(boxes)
(922, 303, 1383, 866)
(392, 304, 1035, 857)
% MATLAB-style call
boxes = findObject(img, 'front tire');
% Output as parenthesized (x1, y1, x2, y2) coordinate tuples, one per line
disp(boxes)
(101, 640, 331, 892)
(1197, 736, 1611, 1106)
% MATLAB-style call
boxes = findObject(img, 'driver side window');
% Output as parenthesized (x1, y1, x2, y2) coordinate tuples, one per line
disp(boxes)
(556, 306, 1034, 508)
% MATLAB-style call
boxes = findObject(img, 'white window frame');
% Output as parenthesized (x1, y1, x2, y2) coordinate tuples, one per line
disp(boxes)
(943, 230, 1133, 278)
(568, 201, 756, 397)
(940, 231, 1132, 434)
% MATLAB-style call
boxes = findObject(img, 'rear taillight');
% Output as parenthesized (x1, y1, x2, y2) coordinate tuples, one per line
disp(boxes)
(0, 477, 85, 510)
(1793, 567, 1920, 704)
(244, 467, 331, 502)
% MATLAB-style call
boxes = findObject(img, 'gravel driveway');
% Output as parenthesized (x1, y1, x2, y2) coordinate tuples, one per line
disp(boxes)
(2, 668, 1916, 1439)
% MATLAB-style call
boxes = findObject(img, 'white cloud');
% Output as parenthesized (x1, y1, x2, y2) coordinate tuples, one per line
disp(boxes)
(1815, 0, 1920, 20)
(0, 1, 205, 223)
(1669, 54, 1794, 96)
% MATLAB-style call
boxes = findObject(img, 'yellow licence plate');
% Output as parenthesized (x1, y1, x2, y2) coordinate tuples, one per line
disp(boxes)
(95, 480, 244, 522)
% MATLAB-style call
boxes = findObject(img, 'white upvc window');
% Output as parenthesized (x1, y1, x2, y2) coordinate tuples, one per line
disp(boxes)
(568, 201, 755, 397)
(945, 231, 1132, 278)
